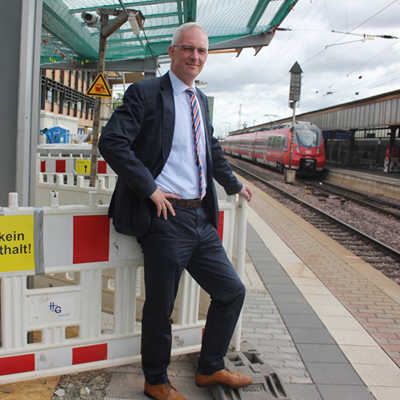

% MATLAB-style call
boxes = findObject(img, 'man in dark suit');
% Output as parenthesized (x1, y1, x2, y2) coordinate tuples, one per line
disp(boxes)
(99, 22, 252, 400)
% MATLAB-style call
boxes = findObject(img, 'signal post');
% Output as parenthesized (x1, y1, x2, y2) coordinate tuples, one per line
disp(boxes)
(285, 61, 303, 184)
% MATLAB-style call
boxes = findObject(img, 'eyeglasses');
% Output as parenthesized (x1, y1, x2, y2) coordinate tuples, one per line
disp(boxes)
(174, 44, 208, 55)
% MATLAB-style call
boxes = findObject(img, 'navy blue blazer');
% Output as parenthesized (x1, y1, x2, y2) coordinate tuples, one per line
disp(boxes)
(99, 73, 242, 237)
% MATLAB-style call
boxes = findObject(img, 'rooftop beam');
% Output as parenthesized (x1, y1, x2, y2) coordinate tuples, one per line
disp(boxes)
(69, 0, 176, 14)
(109, 33, 173, 44)
(107, 32, 263, 57)
(114, 22, 180, 34)
(266, 0, 299, 31)
(177, 0, 183, 24)
(208, 31, 274, 52)
(208, 33, 254, 44)
(183, 0, 196, 22)
(78, 10, 179, 30)
(142, 11, 179, 19)
(247, 0, 271, 33)
(106, 40, 169, 54)
(41, 57, 158, 72)
(42, 0, 98, 58)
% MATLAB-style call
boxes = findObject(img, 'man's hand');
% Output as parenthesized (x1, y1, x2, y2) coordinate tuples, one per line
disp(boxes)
(150, 188, 181, 219)
(238, 185, 252, 202)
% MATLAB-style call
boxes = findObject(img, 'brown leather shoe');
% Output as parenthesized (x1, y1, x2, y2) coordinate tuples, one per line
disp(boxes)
(144, 382, 187, 400)
(195, 369, 253, 388)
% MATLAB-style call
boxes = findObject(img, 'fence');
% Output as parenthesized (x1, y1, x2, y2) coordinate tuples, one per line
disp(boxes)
(38, 152, 114, 175)
(36, 151, 116, 206)
(0, 192, 247, 384)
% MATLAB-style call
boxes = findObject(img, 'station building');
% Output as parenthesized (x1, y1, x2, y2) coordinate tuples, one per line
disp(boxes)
(40, 68, 96, 142)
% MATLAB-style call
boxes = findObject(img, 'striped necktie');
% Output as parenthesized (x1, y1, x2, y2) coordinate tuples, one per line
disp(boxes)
(186, 87, 206, 199)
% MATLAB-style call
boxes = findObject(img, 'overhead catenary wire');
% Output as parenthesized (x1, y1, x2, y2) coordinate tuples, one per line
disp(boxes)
(228, 0, 400, 130)
(331, 29, 399, 40)
(350, 0, 400, 31)
(118, 0, 161, 76)
(297, 0, 400, 101)
(302, 0, 400, 65)
(314, 38, 400, 98)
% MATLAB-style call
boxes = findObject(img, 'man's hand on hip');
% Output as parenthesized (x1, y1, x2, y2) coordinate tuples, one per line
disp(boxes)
(150, 188, 181, 220)
(238, 185, 252, 202)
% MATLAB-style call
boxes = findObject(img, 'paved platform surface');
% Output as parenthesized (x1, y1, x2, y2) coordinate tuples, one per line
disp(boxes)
(328, 166, 400, 183)
(245, 175, 400, 400)
(326, 167, 400, 199)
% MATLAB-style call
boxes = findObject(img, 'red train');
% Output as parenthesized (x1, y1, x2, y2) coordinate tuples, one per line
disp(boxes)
(221, 122, 325, 174)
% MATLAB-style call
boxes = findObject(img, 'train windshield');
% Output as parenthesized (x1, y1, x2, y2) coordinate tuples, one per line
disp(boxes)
(293, 125, 322, 148)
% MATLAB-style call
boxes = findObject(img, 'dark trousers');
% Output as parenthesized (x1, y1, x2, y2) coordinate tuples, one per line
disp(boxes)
(139, 205, 246, 385)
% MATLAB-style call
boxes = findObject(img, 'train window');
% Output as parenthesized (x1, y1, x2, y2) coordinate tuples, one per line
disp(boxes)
(282, 137, 288, 151)
(294, 125, 322, 148)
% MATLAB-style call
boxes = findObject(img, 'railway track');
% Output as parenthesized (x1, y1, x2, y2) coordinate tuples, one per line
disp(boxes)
(229, 158, 400, 285)
(303, 181, 400, 220)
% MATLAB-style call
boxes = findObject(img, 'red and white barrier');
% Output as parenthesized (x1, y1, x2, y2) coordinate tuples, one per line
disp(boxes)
(36, 153, 117, 207)
(37, 154, 114, 175)
(0, 192, 246, 383)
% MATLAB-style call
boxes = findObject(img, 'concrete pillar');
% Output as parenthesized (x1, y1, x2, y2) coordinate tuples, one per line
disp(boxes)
(0, 1, 42, 206)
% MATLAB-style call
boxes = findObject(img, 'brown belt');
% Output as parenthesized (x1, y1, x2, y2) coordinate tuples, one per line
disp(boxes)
(169, 198, 202, 209)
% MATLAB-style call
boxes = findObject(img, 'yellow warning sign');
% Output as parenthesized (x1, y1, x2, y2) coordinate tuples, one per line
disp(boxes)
(76, 159, 91, 175)
(86, 72, 112, 97)
(0, 215, 35, 273)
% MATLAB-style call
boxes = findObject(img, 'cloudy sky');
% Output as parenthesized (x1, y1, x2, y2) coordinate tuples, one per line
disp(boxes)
(163, 0, 400, 138)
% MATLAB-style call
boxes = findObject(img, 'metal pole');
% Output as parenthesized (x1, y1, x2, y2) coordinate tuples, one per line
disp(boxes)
(292, 100, 296, 126)
(289, 101, 296, 169)
(0, 0, 42, 206)
(232, 196, 248, 351)
(89, 12, 108, 188)
(387, 126, 397, 174)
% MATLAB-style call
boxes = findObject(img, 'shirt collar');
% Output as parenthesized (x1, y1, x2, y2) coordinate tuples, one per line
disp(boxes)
(169, 70, 195, 95)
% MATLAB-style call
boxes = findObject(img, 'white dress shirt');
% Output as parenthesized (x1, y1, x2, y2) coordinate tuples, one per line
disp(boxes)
(155, 70, 207, 199)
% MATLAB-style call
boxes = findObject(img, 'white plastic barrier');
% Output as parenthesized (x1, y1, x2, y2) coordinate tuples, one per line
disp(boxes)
(37, 173, 117, 190)
(36, 152, 117, 207)
(36, 173, 117, 207)
(37, 153, 114, 175)
(0, 192, 246, 383)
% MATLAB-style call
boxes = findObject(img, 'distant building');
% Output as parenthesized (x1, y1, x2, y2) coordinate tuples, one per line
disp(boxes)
(40, 68, 97, 143)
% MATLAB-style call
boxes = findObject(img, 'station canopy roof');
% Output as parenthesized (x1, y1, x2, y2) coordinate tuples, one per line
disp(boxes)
(41, 0, 298, 69)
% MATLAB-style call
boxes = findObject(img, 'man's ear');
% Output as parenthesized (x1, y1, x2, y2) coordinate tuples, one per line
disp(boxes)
(168, 45, 174, 59)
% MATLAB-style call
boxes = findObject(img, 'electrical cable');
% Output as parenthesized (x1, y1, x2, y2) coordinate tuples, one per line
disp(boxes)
(118, 0, 161, 76)
(350, 0, 400, 32)
(142, 28, 162, 76)
(302, 0, 400, 66)
(300, 0, 400, 101)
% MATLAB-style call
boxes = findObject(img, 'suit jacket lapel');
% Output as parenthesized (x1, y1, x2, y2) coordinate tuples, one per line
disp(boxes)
(160, 73, 175, 162)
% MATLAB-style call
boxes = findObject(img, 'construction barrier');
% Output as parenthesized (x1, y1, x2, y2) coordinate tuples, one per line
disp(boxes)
(37, 154, 115, 176)
(0, 192, 247, 384)
(36, 152, 116, 207)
